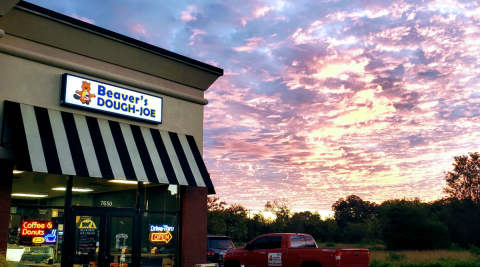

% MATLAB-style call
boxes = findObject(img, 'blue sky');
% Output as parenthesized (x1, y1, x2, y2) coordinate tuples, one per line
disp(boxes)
(29, 0, 480, 215)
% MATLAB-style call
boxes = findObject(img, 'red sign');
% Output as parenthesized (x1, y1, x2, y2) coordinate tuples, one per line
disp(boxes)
(149, 231, 173, 243)
(21, 221, 53, 236)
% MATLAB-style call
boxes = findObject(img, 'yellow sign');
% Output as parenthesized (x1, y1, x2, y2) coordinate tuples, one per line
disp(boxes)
(149, 231, 173, 243)
(79, 219, 97, 229)
(32, 237, 45, 244)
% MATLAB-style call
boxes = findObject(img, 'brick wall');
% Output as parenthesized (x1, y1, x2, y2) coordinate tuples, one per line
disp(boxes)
(0, 159, 13, 255)
(181, 186, 207, 267)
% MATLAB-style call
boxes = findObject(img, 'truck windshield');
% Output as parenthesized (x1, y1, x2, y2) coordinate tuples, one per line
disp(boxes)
(209, 239, 234, 249)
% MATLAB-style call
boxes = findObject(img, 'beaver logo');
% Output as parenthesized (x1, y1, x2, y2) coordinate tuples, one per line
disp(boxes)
(73, 81, 96, 105)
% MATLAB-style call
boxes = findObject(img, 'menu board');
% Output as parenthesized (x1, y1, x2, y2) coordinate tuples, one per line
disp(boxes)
(78, 229, 97, 254)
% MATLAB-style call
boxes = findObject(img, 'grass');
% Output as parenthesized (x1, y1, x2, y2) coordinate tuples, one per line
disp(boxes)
(316, 243, 478, 266)
(370, 250, 475, 263)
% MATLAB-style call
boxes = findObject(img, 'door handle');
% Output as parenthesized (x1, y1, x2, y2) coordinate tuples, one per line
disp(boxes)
(260, 252, 266, 255)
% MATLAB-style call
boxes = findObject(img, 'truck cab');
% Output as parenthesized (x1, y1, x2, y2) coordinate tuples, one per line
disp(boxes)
(223, 233, 369, 267)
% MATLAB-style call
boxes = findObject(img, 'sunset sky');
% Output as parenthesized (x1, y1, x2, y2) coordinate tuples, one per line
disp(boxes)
(30, 0, 480, 217)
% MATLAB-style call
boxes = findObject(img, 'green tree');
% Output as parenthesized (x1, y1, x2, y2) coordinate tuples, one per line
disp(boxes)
(225, 203, 248, 241)
(444, 152, 480, 203)
(246, 212, 269, 241)
(322, 217, 342, 242)
(434, 198, 480, 248)
(265, 198, 292, 232)
(208, 196, 227, 211)
(264, 198, 292, 219)
(378, 198, 450, 250)
(207, 210, 227, 235)
(332, 195, 377, 229)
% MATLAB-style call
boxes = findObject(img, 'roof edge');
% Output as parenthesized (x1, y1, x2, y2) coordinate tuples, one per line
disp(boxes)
(16, 1, 224, 76)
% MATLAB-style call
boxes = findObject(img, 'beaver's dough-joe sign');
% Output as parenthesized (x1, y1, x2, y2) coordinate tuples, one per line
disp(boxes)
(61, 73, 163, 124)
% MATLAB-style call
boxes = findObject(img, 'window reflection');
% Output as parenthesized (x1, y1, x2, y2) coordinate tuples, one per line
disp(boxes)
(143, 184, 179, 211)
(11, 172, 67, 206)
(72, 177, 138, 208)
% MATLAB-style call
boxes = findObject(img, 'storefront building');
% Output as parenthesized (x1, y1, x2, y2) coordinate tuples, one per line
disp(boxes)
(0, 1, 223, 267)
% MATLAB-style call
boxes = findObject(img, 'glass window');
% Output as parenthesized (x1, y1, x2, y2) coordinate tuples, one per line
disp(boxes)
(72, 177, 138, 208)
(271, 236, 282, 249)
(209, 238, 234, 250)
(251, 237, 270, 250)
(7, 207, 64, 264)
(11, 172, 67, 206)
(305, 236, 317, 248)
(141, 213, 179, 267)
(290, 236, 306, 248)
(143, 184, 179, 211)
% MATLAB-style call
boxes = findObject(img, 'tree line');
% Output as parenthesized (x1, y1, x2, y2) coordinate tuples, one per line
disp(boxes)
(207, 152, 480, 250)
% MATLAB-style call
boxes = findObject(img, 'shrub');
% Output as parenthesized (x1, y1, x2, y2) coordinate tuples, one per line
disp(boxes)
(386, 252, 407, 262)
(470, 245, 480, 259)
(361, 238, 383, 245)
(326, 242, 335, 247)
(369, 259, 392, 267)
(450, 243, 463, 251)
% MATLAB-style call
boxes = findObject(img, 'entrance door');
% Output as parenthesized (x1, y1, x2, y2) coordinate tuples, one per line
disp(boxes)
(69, 209, 138, 267)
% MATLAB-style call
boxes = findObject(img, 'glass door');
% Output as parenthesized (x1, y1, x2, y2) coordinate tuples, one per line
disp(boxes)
(71, 210, 105, 267)
(106, 211, 139, 266)
(69, 209, 138, 267)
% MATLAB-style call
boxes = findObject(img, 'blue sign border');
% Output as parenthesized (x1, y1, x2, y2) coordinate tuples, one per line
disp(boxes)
(60, 73, 163, 124)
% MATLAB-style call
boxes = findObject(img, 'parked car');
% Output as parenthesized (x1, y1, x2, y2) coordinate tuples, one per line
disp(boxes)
(223, 233, 369, 267)
(207, 234, 235, 264)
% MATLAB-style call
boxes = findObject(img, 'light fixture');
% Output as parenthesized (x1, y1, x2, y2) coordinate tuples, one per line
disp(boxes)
(52, 187, 93, 192)
(108, 180, 139, 185)
(13, 170, 24, 174)
(12, 193, 48, 198)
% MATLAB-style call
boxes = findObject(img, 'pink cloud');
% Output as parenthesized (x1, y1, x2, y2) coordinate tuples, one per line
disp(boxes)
(253, 6, 271, 18)
(71, 13, 95, 24)
(205, 60, 219, 67)
(181, 5, 200, 22)
(130, 23, 147, 36)
(190, 29, 207, 40)
(233, 37, 265, 52)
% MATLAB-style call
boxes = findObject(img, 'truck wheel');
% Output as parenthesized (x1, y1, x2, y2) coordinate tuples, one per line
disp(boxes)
(224, 260, 240, 267)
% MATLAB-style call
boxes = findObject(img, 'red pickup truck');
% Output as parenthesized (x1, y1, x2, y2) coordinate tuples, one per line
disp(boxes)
(222, 233, 369, 267)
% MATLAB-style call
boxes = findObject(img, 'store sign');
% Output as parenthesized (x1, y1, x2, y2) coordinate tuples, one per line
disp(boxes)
(21, 221, 53, 236)
(21, 221, 57, 244)
(150, 225, 175, 232)
(61, 73, 163, 124)
(149, 231, 173, 243)
(115, 233, 128, 249)
(78, 228, 97, 254)
(79, 219, 97, 229)
(32, 237, 45, 244)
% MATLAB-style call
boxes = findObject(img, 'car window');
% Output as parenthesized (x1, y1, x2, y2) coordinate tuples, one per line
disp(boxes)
(251, 237, 271, 250)
(209, 238, 234, 249)
(305, 236, 317, 248)
(290, 236, 306, 248)
(271, 236, 282, 249)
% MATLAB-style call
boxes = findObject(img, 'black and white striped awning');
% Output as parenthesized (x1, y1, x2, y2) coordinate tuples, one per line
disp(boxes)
(4, 101, 214, 193)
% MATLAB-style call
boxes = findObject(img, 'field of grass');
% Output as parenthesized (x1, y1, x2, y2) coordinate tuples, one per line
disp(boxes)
(317, 243, 479, 266)
(370, 250, 475, 262)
